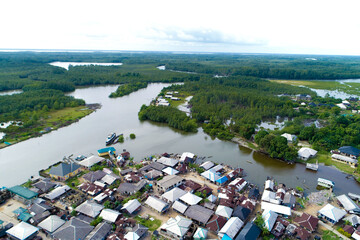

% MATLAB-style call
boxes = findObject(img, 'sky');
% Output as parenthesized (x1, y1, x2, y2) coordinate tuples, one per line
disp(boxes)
(1, 0, 360, 55)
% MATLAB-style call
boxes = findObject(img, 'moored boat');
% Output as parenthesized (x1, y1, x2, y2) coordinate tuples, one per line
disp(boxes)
(106, 133, 117, 145)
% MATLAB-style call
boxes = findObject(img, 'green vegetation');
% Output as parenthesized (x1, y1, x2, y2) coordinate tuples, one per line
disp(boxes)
(90, 216, 103, 226)
(135, 215, 162, 231)
(129, 133, 136, 139)
(254, 215, 270, 238)
(255, 130, 297, 162)
(138, 105, 198, 132)
(71, 210, 77, 216)
(21, 180, 33, 188)
(109, 82, 148, 98)
(322, 230, 341, 240)
(134, 164, 143, 170)
(188, 162, 204, 174)
(296, 186, 304, 192)
(117, 135, 124, 143)
(337, 227, 352, 238)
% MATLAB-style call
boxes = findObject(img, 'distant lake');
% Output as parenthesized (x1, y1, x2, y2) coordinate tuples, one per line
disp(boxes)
(49, 62, 123, 70)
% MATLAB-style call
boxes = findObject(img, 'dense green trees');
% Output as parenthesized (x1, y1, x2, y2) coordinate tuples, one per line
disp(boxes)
(109, 82, 148, 98)
(254, 130, 297, 162)
(138, 105, 198, 132)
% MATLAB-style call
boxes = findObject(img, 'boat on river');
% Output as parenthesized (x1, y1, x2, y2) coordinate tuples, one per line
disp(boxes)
(106, 133, 118, 145)
(317, 178, 335, 189)
(306, 163, 318, 171)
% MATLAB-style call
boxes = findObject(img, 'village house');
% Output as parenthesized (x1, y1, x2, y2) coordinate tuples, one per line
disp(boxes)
(156, 175, 184, 193)
(7, 186, 38, 205)
(331, 154, 358, 167)
(160, 215, 192, 239)
(38, 215, 65, 235)
(49, 162, 82, 181)
(75, 200, 104, 218)
(298, 147, 317, 161)
(53, 217, 94, 240)
(122, 199, 141, 215)
(183, 205, 214, 226)
(78, 155, 105, 169)
(144, 196, 170, 213)
(338, 146, 360, 158)
(235, 222, 261, 240)
(318, 204, 346, 224)
(294, 213, 318, 232)
(6, 222, 39, 240)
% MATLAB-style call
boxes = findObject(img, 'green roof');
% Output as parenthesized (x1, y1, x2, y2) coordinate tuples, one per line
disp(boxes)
(0, 220, 4, 225)
(13, 207, 27, 215)
(18, 212, 33, 222)
(7, 185, 38, 200)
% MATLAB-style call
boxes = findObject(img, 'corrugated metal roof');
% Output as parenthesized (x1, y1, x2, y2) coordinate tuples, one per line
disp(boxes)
(7, 185, 38, 200)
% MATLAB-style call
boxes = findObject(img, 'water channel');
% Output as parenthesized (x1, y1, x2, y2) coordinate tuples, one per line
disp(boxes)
(0, 83, 359, 194)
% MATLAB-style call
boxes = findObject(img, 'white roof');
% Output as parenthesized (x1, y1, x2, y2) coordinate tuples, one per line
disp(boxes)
(332, 154, 358, 164)
(200, 161, 214, 170)
(261, 190, 280, 204)
(145, 196, 169, 212)
(122, 199, 141, 214)
(78, 155, 104, 168)
(45, 185, 71, 200)
(215, 205, 233, 218)
(207, 194, 217, 203)
(161, 187, 187, 202)
(318, 204, 346, 222)
(218, 193, 230, 200)
(201, 169, 220, 182)
(229, 178, 247, 192)
(352, 231, 360, 240)
(75, 200, 104, 218)
(336, 194, 359, 211)
(6, 222, 39, 240)
(265, 180, 274, 190)
(124, 231, 140, 240)
(157, 157, 178, 167)
(218, 217, 243, 239)
(158, 102, 170, 106)
(172, 200, 188, 214)
(262, 210, 278, 230)
(101, 174, 117, 185)
(180, 152, 195, 162)
(179, 192, 202, 205)
(343, 100, 350, 104)
(162, 167, 179, 175)
(194, 227, 208, 239)
(99, 209, 121, 223)
(261, 201, 291, 216)
(210, 165, 224, 172)
(344, 214, 360, 226)
(281, 133, 293, 141)
(38, 215, 65, 233)
(94, 192, 108, 202)
(160, 215, 192, 238)
(94, 181, 106, 188)
(298, 147, 317, 159)
(336, 103, 347, 109)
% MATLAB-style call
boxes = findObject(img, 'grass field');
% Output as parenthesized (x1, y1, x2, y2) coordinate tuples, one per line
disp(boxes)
(135, 215, 162, 231)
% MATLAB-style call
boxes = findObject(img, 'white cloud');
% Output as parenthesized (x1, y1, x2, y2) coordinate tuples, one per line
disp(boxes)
(0, 0, 360, 54)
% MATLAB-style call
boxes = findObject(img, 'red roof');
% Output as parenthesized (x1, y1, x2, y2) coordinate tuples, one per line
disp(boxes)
(343, 225, 355, 235)
(206, 215, 227, 232)
(296, 227, 310, 240)
(294, 213, 318, 232)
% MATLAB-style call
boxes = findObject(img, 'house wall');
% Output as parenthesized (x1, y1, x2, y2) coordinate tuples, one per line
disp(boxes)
(332, 157, 357, 167)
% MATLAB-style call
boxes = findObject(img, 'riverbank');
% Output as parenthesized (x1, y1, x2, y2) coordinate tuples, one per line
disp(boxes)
(232, 135, 360, 183)
(0, 104, 100, 149)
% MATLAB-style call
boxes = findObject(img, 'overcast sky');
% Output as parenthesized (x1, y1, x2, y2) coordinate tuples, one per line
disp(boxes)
(1, 0, 360, 55)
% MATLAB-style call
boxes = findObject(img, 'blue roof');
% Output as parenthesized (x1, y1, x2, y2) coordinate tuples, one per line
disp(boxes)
(339, 146, 360, 156)
(13, 207, 27, 215)
(97, 147, 116, 154)
(235, 222, 261, 240)
(216, 176, 228, 184)
(49, 163, 81, 177)
(222, 234, 233, 240)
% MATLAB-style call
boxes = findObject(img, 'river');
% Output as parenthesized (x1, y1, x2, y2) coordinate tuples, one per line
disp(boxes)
(0, 83, 359, 195)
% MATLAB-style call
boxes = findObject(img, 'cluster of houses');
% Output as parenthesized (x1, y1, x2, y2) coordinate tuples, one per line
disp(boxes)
(156, 91, 180, 107)
(1, 147, 360, 240)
